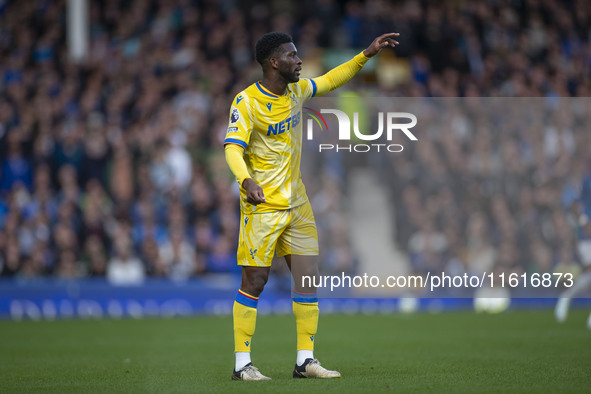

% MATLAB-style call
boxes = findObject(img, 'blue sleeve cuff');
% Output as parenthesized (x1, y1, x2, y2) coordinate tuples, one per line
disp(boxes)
(224, 138, 247, 149)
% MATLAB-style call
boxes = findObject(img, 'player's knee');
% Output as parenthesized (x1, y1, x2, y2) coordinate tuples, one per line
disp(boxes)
(301, 265, 318, 278)
(293, 267, 318, 284)
(242, 273, 269, 297)
(251, 275, 268, 294)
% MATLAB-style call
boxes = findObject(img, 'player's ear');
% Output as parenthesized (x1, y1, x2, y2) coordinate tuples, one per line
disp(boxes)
(268, 56, 279, 70)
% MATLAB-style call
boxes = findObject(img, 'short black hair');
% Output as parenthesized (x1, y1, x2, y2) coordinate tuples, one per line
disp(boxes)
(255, 32, 293, 65)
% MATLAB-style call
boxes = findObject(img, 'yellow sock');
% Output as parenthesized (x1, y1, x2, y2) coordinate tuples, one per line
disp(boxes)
(293, 300, 319, 351)
(233, 290, 259, 353)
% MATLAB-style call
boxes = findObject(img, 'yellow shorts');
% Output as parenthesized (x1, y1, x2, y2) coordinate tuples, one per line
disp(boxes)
(238, 201, 319, 267)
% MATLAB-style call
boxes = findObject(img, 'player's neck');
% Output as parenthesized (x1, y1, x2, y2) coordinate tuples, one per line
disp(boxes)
(260, 76, 288, 96)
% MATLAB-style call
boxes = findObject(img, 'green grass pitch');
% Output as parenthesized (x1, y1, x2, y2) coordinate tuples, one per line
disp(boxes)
(1, 310, 590, 393)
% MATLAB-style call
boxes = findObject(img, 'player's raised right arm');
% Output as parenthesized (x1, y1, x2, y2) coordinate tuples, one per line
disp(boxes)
(311, 32, 400, 96)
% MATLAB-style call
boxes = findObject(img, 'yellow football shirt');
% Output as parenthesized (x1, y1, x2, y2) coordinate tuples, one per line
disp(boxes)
(224, 79, 317, 214)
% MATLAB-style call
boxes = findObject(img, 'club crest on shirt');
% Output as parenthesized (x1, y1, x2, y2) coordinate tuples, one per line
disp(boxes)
(231, 109, 240, 123)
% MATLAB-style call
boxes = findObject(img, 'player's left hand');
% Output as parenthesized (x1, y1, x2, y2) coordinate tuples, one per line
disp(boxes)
(363, 33, 400, 58)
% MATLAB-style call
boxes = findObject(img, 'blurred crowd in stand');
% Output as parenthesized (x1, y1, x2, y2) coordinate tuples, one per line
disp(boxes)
(388, 98, 589, 283)
(0, 0, 589, 283)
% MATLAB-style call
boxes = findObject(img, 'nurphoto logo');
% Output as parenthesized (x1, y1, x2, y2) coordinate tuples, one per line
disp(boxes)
(304, 108, 418, 153)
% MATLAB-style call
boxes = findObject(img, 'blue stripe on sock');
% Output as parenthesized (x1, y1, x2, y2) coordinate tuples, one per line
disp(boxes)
(293, 297, 318, 304)
(235, 292, 258, 308)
